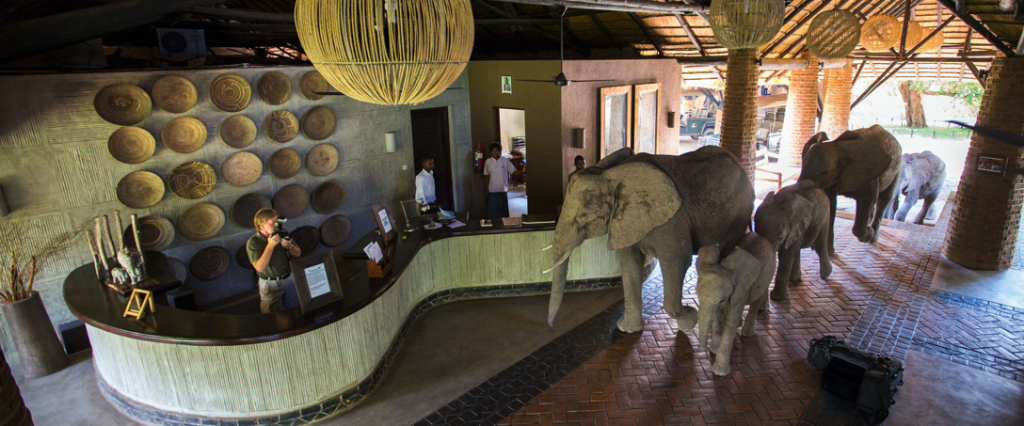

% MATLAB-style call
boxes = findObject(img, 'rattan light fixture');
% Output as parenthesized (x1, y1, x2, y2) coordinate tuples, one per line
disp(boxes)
(708, 0, 785, 49)
(807, 9, 861, 59)
(294, 0, 474, 106)
(860, 14, 901, 52)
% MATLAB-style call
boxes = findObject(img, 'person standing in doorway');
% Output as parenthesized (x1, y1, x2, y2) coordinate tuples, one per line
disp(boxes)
(415, 156, 437, 213)
(248, 208, 302, 313)
(484, 142, 516, 220)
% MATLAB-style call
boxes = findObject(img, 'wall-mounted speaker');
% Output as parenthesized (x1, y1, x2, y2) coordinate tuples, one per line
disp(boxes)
(572, 128, 586, 149)
(668, 111, 677, 128)
(156, 29, 207, 57)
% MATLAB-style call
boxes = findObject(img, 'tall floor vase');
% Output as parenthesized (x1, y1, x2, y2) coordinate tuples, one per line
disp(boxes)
(0, 343, 34, 426)
(0, 292, 68, 379)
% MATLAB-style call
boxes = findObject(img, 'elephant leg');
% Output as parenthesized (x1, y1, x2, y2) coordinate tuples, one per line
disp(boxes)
(917, 191, 939, 224)
(827, 189, 838, 257)
(870, 179, 899, 243)
(742, 296, 765, 337)
(661, 245, 693, 327)
(791, 251, 803, 282)
(884, 192, 899, 220)
(815, 230, 833, 279)
(616, 246, 646, 333)
(712, 306, 743, 376)
(771, 245, 800, 301)
(709, 307, 724, 354)
(852, 180, 881, 243)
(895, 189, 918, 222)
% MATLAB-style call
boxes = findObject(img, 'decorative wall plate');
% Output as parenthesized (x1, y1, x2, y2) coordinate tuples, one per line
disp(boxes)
(231, 192, 272, 228)
(310, 180, 347, 214)
(305, 144, 339, 176)
(123, 215, 175, 252)
(94, 83, 152, 125)
(117, 171, 165, 209)
(263, 110, 299, 143)
(268, 148, 301, 179)
(151, 75, 197, 114)
(108, 126, 155, 164)
(165, 257, 188, 283)
(168, 161, 216, 199)
(257, 72, 292, 105)
(300, 106, 336, 141)
(236, 245, 255, 269)
(210, 73, 252, 112)
(221, 152, 263, 187)
(319, 214, 352, 247)
(291, 226, 320, 255)
(178, 204, 225, 241)
(219, 115, 257, 149)
(272, 184, 309, 219)
(299, 71, 329, 100)
(190, 246, 231, 281)
(161, 117, 208, 153)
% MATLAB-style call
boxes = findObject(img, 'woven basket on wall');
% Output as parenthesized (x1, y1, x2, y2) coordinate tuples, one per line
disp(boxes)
(860, 14, 901, 52)
(807, 9, 861, 59)
(708, 0, 785, 49)
(294, 0, 474, 106)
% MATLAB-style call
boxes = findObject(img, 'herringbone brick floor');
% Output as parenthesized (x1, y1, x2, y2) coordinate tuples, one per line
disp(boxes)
(498, 221, 910, 426)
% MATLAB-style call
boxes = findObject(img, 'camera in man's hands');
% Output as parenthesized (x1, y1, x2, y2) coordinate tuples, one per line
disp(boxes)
(272, 217, 291, 241)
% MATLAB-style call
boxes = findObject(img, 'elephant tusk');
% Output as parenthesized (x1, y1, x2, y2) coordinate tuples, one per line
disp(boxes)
(542, 250, 572, 274)
(540, 244, 553, 251)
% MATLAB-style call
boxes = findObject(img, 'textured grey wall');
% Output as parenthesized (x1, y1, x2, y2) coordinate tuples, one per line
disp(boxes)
(0, 66, 473, 372)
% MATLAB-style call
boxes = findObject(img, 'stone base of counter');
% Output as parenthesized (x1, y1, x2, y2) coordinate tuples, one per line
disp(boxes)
(98, 278, 624, 426)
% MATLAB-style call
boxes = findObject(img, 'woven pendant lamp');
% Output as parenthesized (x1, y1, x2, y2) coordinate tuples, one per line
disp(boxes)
(899, 20, 925, 51)
(295, 0, 474, 106)
(807, 9, 860, 59)
(708, 0, 785, 49)
(860, 14, 901, 52)
(918, 24, 945, 52)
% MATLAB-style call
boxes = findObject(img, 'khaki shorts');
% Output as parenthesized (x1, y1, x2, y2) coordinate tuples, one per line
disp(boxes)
(258, 275, 296, 313)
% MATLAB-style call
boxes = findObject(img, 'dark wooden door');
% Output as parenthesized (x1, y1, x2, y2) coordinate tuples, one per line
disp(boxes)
(411, 107, 454, 209)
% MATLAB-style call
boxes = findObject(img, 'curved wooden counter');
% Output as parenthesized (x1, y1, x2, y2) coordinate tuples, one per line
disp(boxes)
(67, 218, 621, 423)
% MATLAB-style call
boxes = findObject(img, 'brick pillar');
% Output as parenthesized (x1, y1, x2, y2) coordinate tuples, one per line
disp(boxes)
(943, 57, 1024, 270)
(720, 48, 759, 183)
(821, 63, 853, 139)
(781, 54, 820, 167)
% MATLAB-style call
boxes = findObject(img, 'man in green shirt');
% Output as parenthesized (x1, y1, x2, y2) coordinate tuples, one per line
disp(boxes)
(247, 208, 302, 313)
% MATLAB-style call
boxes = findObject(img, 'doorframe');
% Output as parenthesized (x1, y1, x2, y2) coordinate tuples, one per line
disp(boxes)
(410, 106, 458, 210)
(492, 106, 526, 154)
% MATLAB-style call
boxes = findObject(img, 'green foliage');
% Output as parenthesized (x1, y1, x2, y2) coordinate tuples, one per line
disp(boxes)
(888, 80, 985, 114)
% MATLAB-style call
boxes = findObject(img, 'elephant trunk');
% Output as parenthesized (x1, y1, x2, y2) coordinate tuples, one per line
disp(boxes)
(546, 227, 583, 327)
(697, 303, 713, 352)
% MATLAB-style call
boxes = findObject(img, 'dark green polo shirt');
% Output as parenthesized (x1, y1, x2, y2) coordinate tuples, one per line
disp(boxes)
(246, 232, 292, 279)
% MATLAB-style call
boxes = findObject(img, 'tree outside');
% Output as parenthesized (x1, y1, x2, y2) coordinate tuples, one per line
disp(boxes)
(893, 80, 984, 128)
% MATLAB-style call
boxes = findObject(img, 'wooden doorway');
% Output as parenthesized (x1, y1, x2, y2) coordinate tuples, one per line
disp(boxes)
(411, 107, 454, 210)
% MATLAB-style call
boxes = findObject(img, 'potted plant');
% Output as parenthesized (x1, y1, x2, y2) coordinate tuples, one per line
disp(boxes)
(1, 225, 85, 379)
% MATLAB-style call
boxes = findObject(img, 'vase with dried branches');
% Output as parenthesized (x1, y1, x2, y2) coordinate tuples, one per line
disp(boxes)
(1, 223, 86, 379)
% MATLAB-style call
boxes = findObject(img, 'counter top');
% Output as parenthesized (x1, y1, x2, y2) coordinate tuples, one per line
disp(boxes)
(64, 213, 557, 346)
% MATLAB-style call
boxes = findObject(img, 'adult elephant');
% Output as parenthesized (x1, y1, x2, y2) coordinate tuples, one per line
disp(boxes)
(884, 151, 946, 224)
(545, 147, 754, 333)
(799, 125, 902, 254)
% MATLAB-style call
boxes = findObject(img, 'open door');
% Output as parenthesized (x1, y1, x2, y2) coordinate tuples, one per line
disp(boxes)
(411, 107, 454, 210)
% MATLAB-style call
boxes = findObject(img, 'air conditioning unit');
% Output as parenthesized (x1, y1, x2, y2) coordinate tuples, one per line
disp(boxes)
(156, 28, 206, 56)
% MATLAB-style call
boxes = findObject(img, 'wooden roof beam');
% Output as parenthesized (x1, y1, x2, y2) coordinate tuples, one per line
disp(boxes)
(629, 12, 663, 56)
(937, 0, 1014, 56)
(675, 14, 704, 56)
(493, 0, 708, 14)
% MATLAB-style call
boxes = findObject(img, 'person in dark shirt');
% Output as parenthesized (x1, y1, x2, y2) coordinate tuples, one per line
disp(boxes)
(568, 155, 585, 181)
(247, 208, 302, 313)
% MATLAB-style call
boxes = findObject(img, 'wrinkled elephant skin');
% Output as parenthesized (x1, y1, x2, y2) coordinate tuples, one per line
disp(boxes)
(754, 180, 832, 301)
(885, 151, 946, 224)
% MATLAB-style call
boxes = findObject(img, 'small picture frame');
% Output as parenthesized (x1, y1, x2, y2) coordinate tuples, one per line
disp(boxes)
(291, 250, 344, 313)
(976, 154, 1008, 174)
(501, 75, 512, 94)
(372, 201, 397, 242)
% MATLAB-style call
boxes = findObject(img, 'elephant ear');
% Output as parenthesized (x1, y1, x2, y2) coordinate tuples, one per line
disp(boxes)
(721, 247, 763, 295)
(606, 162, 682, 251)
(783, 194, 815, 250)
(801, 132, 830, 160)
(835, 139, 892, 194)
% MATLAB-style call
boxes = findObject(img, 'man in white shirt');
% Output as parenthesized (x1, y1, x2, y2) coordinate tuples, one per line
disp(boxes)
(483, 142, 517, 219)
(415, 157, 437, 212)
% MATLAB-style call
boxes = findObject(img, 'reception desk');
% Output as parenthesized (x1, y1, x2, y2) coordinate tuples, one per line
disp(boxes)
(65, 216, 622, 425)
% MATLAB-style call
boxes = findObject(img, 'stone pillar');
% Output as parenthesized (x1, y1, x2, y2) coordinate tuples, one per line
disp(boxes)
(781, 54, 820, 167)
(943, 57, 1024, 270)
(720, 48, 759, 183)
(821, 63, 853, 139)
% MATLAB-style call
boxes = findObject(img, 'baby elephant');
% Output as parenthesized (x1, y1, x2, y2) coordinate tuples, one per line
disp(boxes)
(885, 151, 946, 224)
(754, 180, 833, 301)
(694, 232, 777, 376)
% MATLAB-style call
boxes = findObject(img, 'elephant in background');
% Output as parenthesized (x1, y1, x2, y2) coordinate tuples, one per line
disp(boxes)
(693, 233, 776, 376)
(800, 125, 903, 254)
(547, 147, 754, 333)
(754, 180, 833, 300)
(884, 151, 946, 224)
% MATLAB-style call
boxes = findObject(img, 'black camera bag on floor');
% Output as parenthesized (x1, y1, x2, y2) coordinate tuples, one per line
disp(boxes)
(807, 336, 905, 424)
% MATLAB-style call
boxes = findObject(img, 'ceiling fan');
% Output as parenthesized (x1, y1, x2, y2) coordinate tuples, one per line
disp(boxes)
(516, 7, 616, 87)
